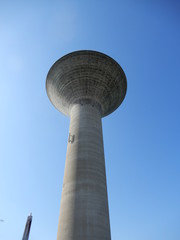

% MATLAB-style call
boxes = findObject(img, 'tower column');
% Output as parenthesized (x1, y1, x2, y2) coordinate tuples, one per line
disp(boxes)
(57, 102, 111, 240)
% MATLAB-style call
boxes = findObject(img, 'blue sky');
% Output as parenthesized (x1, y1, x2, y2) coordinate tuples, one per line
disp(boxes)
(0, 1, 180, 239)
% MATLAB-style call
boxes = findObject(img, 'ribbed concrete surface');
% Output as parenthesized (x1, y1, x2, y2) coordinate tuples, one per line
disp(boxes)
(46, 50, 127, 117)
(57, 103, 111, 240)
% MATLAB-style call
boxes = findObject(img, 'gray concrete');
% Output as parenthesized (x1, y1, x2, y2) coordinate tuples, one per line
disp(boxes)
(46, 50, 127, 240)
(46, 50, 127, 117)
(57, 103, 110, 240)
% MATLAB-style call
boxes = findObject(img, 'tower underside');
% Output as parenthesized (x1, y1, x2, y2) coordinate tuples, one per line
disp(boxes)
(46, 50, 127, 117)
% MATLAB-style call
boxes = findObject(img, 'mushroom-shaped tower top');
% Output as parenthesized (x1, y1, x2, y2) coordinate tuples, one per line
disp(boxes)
(46, 50, 127, 117)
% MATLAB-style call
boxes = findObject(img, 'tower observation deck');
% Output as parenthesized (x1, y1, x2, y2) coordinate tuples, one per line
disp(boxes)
(46, 50, 127, 240)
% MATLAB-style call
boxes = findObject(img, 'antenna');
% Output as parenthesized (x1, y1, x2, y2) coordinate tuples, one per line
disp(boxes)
(22, 214, 32, 240)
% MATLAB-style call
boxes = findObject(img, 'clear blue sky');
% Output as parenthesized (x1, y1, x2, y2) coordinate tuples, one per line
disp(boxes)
(0, 1, 180, 239)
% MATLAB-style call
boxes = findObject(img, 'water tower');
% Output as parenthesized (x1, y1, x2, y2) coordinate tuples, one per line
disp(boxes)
(46, 50, 127, 240)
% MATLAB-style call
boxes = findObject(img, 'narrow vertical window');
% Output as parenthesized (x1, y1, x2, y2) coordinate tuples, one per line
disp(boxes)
(68, 133, 75, 143)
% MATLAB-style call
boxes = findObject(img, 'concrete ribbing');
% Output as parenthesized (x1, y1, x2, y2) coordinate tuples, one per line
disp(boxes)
(57, 103, 111, 240)
(46, 50, 127, 117)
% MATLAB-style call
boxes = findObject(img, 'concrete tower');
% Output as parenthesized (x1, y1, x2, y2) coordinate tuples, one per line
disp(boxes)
(46, 50, 127, 240)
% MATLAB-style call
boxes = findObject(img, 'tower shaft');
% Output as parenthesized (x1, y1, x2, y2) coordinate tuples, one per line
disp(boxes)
(57, 103, 111, 240)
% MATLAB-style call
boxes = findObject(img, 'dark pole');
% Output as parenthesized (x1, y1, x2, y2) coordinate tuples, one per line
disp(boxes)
(22, 214, 32, 240)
